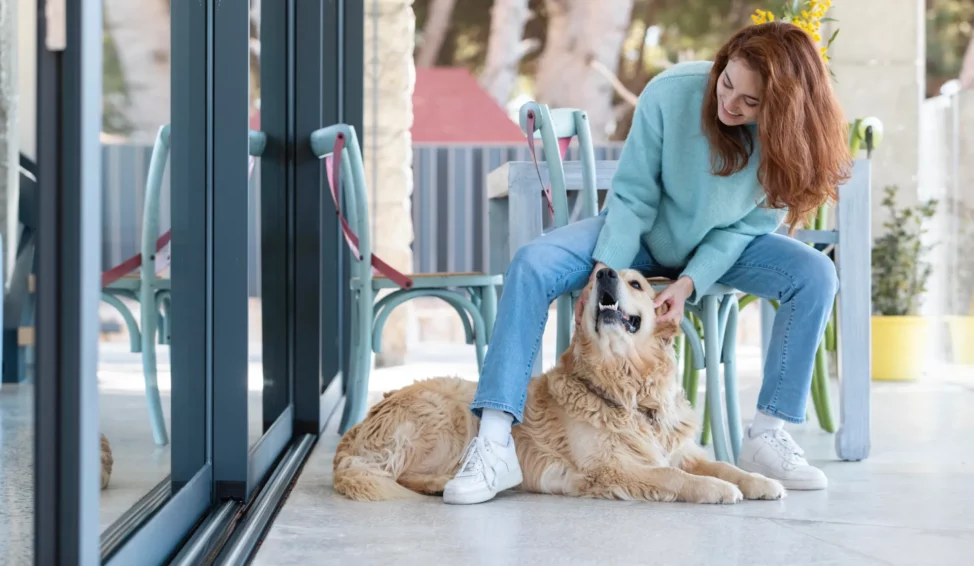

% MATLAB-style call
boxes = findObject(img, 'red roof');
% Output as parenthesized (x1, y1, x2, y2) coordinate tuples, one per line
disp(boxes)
(411, 67, 525, 144)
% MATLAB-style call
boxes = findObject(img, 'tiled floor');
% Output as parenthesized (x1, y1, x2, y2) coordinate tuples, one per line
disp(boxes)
(255, 345, 974, 566)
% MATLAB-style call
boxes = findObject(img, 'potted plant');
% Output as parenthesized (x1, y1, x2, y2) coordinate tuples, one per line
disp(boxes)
(870, 185, 938, 380)
(946, 201, 974, 364)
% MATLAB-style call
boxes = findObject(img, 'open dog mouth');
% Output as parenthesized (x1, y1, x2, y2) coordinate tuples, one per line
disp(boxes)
(595, 290, 641, 333)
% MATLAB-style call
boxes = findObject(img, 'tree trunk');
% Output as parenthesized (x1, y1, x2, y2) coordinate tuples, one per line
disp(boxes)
(479, 0, 533, 108)
(103, 0, 172, 143)
(534, 0, 634, 141)
(960, 33, 974, 90)
(415, 0, 457, 68)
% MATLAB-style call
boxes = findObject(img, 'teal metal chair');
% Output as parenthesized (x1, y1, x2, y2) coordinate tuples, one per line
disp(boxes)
(518, 102, 598, 357)
(101, 125, 267, 446)
(310, 124, 503, 434)
(521, 100, 744, 463)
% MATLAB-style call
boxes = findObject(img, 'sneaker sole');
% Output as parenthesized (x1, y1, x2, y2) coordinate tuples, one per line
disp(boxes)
(737, 460, 828, 491)
(442, 470, 524, 505)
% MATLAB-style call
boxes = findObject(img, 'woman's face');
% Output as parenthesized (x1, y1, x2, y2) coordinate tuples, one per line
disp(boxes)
(715, 58, 764, 126)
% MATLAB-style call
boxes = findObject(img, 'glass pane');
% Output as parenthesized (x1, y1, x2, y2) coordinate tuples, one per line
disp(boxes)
(97, 0, 173, 529)
(249, 0, 274, 447)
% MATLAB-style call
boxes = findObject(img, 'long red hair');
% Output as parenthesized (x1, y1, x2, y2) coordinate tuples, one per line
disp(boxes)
(701, 21, 852, 230)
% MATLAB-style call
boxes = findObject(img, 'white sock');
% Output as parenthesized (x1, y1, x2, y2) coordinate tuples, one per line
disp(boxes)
(749, 411, 785, 438)
(478, 409, 513, 445)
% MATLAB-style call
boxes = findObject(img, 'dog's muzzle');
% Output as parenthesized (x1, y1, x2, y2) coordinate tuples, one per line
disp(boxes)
(594, 268, 641, 333)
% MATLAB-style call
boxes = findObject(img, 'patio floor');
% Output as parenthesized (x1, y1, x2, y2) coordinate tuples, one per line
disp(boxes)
(254, 344, 974, 566)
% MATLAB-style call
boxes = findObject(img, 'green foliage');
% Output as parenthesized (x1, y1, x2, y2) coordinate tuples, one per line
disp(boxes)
(926, 0, 974, 97)
(102, 28, 133, 136)
(871, 185, 939, 316)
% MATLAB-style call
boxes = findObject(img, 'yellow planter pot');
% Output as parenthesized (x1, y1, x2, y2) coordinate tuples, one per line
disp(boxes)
(871, 316, 930, 381)
(946, 316, 974, 365)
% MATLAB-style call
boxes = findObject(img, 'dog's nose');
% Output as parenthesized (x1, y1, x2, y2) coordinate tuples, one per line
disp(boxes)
(596, 267, 617, 281)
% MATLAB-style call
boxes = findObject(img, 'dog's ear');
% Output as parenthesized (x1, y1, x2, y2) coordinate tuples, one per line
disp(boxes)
(574, 281, 595, 329)
(654, 301, 669, 319)
(653, 302, 680, 340)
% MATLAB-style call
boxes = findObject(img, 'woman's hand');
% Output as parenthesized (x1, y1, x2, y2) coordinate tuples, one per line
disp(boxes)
(654, 276, 695, 326)
(574, 262, 607, 326)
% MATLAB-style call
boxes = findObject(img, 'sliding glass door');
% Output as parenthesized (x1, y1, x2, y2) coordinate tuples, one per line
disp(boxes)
(21, 0, 361, 562)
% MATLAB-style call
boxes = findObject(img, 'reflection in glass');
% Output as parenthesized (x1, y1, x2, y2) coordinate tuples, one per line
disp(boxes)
(97, 0, 173, 529)
(249, 0, 267, 447)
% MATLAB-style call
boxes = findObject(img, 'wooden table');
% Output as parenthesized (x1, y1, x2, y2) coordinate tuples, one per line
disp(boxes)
(486, 159, 872, 461)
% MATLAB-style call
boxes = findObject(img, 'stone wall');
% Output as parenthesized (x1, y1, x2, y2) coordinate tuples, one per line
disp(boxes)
(363, 0, 416, 366)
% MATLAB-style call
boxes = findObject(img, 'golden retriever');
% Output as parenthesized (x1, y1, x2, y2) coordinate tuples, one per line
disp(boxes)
(333, 267, 785, 504)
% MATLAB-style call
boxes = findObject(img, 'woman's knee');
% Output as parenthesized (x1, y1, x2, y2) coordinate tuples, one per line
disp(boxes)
(794, 249, 838, 304)
(507, 238, 595, 296)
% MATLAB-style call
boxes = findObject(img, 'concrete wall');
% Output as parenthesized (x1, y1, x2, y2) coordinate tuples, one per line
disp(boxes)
(824, 0, 925, 237)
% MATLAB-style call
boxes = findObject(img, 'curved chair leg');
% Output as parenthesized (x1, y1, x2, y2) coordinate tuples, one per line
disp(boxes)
(701, 295, 730, 462)
(721, 295, 742, 463)
(100, 292, 142, 353)
(373, 290, 474, 350)
(340, 290, 374, 434)
(701, 397, 711, 446)
(811, 339, 836, 432)
(472, 310, 488, 374)
(141, 290, 169, 446)
(685, 314, 702, 407)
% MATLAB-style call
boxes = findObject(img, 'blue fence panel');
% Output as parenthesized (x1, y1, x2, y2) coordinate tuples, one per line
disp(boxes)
(100, 141, 624, 297)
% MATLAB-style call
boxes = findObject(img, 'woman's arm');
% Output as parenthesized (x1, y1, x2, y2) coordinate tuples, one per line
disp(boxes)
(679, 205, 785, 303)
(591, 82, 667, 270)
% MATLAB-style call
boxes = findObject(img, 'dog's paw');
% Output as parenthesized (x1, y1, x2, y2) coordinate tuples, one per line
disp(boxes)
(738, 473, 786, 501)
(688, 477, 743, 505)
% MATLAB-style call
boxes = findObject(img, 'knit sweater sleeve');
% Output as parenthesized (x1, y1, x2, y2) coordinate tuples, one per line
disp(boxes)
(591, 81, 666, 270)
(680, 204, 785, 303)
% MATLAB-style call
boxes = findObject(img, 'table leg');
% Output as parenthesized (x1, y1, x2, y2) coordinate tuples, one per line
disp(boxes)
(488, 198, 511, 298)
(835, 160, 871, 461)
(508, 190, 544, 377)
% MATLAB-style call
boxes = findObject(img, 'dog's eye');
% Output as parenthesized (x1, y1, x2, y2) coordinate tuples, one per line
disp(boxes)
(629, 280, 642, 291)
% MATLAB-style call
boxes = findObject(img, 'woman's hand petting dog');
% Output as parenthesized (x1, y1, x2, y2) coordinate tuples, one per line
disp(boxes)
(654, 276, 694, 326)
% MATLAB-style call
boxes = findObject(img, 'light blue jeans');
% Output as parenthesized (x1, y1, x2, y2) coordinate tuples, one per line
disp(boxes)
(471, 214, 838, 425)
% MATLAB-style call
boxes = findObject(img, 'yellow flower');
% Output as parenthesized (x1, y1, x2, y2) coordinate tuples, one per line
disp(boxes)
(750, 0, 836, 64)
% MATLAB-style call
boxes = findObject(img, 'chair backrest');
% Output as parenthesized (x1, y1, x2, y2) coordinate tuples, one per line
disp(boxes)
(309, 124, 372, 271)
(137, 125, 266, 280)
(517, 102, 598, 228)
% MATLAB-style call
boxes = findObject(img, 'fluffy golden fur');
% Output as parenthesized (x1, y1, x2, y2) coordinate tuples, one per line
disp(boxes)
(334, 268, 785, 504)
(101, 433, 113, 490)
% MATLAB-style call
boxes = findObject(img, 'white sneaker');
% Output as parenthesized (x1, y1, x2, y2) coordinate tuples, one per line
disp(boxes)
(737, 427, 828, 491)
(443, 436, 523, 504)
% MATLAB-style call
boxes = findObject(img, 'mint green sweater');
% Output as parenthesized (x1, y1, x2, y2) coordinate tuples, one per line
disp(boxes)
(592, 61, 784, 303)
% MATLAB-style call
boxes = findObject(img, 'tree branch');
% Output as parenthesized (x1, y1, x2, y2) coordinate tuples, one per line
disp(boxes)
(587, 56, 639, 107)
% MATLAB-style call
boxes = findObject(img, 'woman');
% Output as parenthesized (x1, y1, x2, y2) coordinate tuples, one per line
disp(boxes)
(443, 21, 852, 505)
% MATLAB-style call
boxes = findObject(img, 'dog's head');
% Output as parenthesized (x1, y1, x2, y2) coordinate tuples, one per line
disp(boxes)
(573, 267, 680, 375)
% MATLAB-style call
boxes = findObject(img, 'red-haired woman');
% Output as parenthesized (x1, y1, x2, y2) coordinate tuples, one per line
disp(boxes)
(444, 21, 853, 504)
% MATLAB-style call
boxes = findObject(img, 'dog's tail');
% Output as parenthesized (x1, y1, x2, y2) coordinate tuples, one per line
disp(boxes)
(332, 423, 428, 502)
